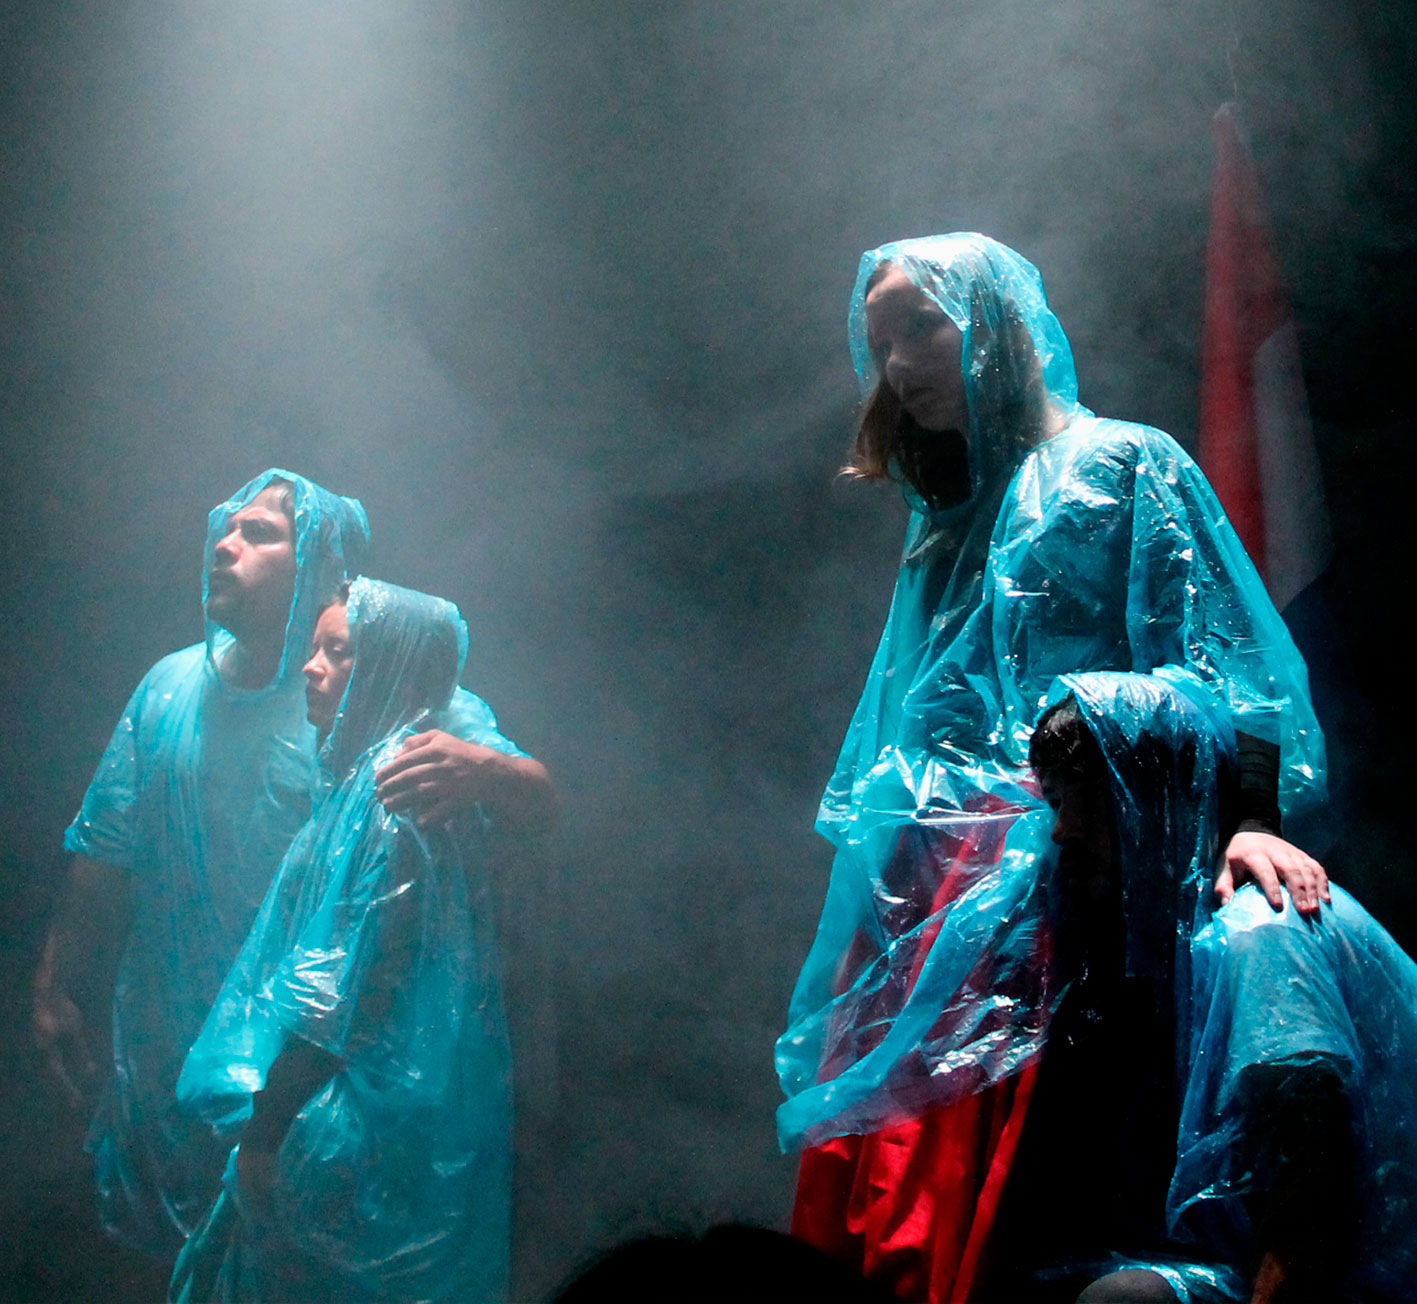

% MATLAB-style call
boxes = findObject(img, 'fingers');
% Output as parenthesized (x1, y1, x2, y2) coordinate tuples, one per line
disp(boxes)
(376, 761, 444, 804)
(1278, 853, 1326, 917)
(374, 733, 436, 784)
(1213, 864, 1235, 905)
(1289, 865, 1318, 916)
(378, 776, 455, 817)
(415, 798, 461, 829)
(1221, 833, 1330, 916)
(39, 1026, 95, 1109)
(1249, 857, 1285, 912)
(43, 1045, 88, 1111)
(34, 998, 97, 1109)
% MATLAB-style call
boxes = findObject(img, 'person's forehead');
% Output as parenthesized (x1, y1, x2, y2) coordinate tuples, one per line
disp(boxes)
(865, 263, 918, 304)
(229, 488, 292, 527)
(314, 601, 349, 636)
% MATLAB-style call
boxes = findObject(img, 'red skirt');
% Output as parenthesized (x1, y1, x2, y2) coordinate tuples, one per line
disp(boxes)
(791, 1066, 1038, 1303)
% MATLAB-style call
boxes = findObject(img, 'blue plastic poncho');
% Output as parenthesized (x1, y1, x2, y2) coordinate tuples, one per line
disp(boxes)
(65, 469, 370, 1251)
(775, 234, 1326, 1150)
(1046, 670, 1417, 1303)
(171, 578, 511, 1304)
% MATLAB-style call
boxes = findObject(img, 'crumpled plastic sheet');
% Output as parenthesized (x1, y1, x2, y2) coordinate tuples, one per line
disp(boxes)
(64, 469, 369, 1251)
(775, 234, 1325, 1152)
(1173, 882, 1417, 1299)
(1055, 670, 1417, 1298)
(174, 578, 512, 1303)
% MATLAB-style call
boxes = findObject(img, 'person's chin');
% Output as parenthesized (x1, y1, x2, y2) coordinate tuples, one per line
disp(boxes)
(907, 407, 963, 436)
(205, 585, 243, 625)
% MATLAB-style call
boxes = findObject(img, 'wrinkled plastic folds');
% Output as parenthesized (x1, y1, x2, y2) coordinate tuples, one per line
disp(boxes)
(64, 469, 370, 1250)
(173, 578, 511, 1304)
(1060, 671, 1417, 1300)
(775, 235, 1325, 1150)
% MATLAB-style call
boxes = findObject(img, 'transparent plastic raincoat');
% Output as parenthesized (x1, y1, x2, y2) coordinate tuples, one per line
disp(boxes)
(776, 234, 1326, 1152)
(1035, 670, 1417, 1303)
(65, 469, 370, 1251)
(171, 578, 511, 1304)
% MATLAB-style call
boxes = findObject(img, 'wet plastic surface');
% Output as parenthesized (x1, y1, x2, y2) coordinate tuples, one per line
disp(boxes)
(173, 578, 512, 1303)
(1054, 671, 1417, 1300)
(65, 469, 370, 1251)
(776, 236, 1325, 1151)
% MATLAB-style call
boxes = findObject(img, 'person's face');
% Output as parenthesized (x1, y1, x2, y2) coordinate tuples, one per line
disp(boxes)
(303, 601, 353, 739)
(207, 485, 297, 642)
(864, 263, 968, 435)
(1040, 767, 1121, 912)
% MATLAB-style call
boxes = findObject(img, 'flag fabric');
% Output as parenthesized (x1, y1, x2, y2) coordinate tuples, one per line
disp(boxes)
(1198, 102, 1331, 612)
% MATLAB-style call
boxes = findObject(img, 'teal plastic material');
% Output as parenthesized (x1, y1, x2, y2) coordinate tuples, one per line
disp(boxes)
(775, 235, 1326, 1150)
(172, 578, 511, 1304)
(1054, 671, 1417, 1301)
(65, 469, 370, 1251)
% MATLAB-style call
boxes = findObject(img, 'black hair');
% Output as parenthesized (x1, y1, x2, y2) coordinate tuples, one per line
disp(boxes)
(1029, 694, 1105, 785)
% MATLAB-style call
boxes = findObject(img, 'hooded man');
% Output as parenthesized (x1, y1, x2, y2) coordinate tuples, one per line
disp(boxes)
(33, 470, 549, 1259)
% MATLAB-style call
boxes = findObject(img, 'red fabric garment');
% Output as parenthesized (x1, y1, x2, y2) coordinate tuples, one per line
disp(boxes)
(791, 796, 1044, 1302)
(791, 1065, 1038, 1303)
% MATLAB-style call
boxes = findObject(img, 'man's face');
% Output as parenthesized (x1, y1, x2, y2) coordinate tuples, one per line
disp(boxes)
(206, 485, 297, 643)
(1040, 767, 1121, 913)
(303, 601, 353, 739)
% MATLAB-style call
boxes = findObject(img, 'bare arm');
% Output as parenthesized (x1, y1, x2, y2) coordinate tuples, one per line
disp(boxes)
(236, 1036, 345, 1215)
(33, 856, 133, 1108)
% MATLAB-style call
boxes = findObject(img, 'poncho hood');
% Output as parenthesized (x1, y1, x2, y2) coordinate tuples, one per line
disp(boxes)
(1051, 668, 1233, 993)
(203, 468, 371, 693)
(321, 577, 469, 776)
(848, 232, 1085, 497)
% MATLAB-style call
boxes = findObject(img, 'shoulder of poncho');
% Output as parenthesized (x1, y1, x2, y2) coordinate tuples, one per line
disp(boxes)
(1040, 414, 1185, 461)
(1014, 416, 1195, 496)
(136, 641, 209, 695)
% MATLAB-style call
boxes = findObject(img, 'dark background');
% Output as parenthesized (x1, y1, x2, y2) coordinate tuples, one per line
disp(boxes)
(1, 2, 1413, 1299)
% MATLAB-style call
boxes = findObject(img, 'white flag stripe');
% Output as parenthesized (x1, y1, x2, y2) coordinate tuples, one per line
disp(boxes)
(1254, 321, 1333, 610)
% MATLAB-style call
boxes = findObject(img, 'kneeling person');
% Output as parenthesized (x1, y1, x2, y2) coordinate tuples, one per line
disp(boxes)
(999, 671, 1417, 1303)
(172, 579, 513, 1304)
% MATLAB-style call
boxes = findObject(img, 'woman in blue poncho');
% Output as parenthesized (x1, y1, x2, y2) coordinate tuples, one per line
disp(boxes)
(776, 235, 1330, 1302)
(171, 578, 511, 1304)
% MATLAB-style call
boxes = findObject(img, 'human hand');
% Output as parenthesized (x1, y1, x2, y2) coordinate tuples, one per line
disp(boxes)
(1215, 831, 1329, 917)
(377, 731, 553, 829)
(374, 730, 506, 828)
(32, 981, 98, 1110)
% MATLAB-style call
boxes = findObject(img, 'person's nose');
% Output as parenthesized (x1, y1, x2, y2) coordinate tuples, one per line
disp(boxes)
(883, 344, 911, 394)
(303, 652, 324, 684)
(213, 527, 241, 565)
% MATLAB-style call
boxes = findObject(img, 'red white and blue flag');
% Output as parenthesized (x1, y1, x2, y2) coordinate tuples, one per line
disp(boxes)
(1199, 102, 1331, 612)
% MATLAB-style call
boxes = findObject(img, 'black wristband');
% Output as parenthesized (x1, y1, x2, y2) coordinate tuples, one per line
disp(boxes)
(1234, 731, 1283, 839)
